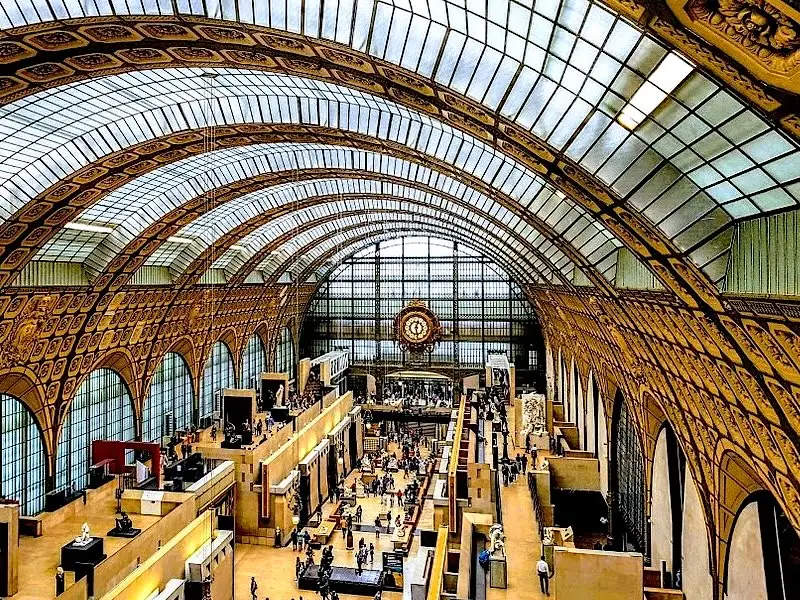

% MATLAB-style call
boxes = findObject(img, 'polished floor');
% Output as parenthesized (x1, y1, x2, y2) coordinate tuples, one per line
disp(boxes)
(487, 473, 548, 600)
(14, 486, 162, 600)
(233, 444, 429, 600)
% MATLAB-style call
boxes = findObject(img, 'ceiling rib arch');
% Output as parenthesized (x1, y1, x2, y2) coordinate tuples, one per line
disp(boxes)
(233, 218, 536, 289)
(187, 208, 544, 286)
(0, 6, 795, 306)
(0, 64, 774, 307)
(266, 223, 521, 288)
(39, 149, 584, 285)
(178, 197, 566, 287)
(18, 134, 619, 292)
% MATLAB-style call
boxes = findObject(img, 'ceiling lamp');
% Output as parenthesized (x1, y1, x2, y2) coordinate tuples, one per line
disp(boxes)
(617, 52, 693, 130)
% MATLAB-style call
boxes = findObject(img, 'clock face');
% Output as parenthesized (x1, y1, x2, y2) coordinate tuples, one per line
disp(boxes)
(403, 314, 430, 343)
(394, 301, 441, 353)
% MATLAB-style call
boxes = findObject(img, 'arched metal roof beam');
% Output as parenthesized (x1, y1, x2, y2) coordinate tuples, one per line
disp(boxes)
(261, 221, 528, 289)
(216, 212, 541, 288)
(0, 11, 795, 308)
(11, 132, 615, 293)
(175, 195, 570, 288)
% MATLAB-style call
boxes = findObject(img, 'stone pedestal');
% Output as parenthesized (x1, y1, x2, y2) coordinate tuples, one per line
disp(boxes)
(489, 555, 507, 588)
(60, 537, 105, 571)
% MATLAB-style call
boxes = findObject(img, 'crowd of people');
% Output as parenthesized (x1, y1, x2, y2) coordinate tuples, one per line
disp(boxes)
(354, 381, 452, 408)
(286, 389, 318, 412)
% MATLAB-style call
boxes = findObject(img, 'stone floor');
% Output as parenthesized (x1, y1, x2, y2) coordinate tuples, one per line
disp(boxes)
(485, 396, 550, 600)
(486, 473, 548, 600)
(14, 486, 163, 600)
(234, 442, 433, 600)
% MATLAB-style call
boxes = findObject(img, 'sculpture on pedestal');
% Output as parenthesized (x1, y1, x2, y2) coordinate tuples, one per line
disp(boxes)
(107, 509, 141, 538)
(489, 524, 505, 556)
(74, 523, 91, 546)
(115, 512, 133, 533)
(520, 393, 546, 438)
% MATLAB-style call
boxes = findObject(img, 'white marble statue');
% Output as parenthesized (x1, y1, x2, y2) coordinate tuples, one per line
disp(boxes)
(276, 384, 285, 407)
(74, 522, 91, 546)
(543, 528, 554, 546)
(489, 524, 505, 556)
(520, 393, 546, 438)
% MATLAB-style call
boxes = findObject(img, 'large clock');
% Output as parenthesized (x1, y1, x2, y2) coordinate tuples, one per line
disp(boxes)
(394, 300, 442, 353)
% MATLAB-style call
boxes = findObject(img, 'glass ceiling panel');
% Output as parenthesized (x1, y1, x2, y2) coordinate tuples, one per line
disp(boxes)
(1, 1, 795, 287)
(254, 218, 535, 285)
(36, 142, 580, 279)
(201, 199, 555, 283)
(0, 66, 610, 285)
(317, 231, 526, 286)
(147, 178, 563, 278)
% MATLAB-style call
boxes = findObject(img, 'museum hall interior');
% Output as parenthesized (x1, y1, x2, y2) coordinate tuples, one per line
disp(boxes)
(0, 1, 798, 600)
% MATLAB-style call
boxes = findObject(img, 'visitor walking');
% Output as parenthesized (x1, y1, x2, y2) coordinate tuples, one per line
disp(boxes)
(536, 555, 551, 595)
(250, 576, 258, 600)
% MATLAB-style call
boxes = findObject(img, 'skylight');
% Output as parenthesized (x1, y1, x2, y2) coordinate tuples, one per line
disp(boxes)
(167, 236, 194, 244)
(617, 52, 694, 130)
(64, 222, 114, 234)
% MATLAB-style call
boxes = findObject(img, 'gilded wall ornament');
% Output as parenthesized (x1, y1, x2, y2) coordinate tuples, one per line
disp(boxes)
(0, 295, 52, 368)
(669, 0, 800, 92)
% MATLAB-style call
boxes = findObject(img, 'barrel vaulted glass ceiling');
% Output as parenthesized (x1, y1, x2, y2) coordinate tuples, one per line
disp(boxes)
(199, 197, 560, 283)
(35, 145, 593, 281)
(248, 216, 539, 284)
(1, 0, 798, 289)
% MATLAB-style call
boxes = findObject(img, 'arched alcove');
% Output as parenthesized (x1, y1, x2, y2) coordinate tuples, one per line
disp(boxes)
(199, 341, 236, 422)
(598, 395, 609, 499)
(143, 352, 194, 442)
(611, 390, 646, 553)
(56, 368, 135, 493)
(682, 461, 714, 600)
(572, 361, 584, 449)
(0, 393, 47, 515)
(650, 425, 686, 578)
(241, 333, 267, 390)
(586, 371, 598, 457)
(724, 492, 800, 600)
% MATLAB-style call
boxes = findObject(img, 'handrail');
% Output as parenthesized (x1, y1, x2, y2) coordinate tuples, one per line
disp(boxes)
(528, 472, 545, 539)
(447, 395, 466, 533)
(426, 526, 449, 600)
